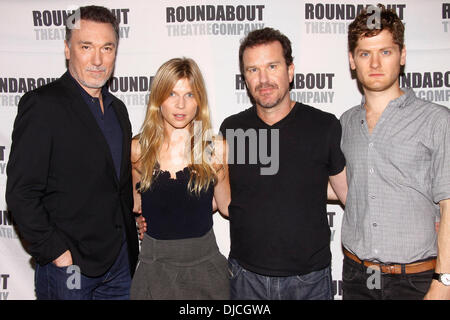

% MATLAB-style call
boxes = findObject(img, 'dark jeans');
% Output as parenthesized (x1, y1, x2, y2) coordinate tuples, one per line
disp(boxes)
(342, 255, 434, 300)
(228, 257, 333, 300)
(35, 241, 131, 300)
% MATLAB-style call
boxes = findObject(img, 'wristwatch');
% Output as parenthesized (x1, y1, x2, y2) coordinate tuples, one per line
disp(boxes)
(432, 273, 450, 286)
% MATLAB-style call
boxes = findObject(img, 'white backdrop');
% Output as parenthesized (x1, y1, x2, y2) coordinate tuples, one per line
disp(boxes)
(0, 0, 449, 300)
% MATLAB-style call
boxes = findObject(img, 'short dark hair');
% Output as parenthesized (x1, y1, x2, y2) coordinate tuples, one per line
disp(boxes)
(348, 4, 404, 54)
(238, 27, 293, 75)
(65, 5, 119, 43)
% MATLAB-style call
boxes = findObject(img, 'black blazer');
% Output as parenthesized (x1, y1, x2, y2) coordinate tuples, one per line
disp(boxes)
(6, 72, 139, 277)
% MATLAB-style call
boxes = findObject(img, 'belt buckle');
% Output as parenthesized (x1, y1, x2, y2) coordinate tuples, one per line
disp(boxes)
(382, 264, 399, 274)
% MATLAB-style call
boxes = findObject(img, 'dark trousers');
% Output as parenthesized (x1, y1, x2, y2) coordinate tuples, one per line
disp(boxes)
(342, 255, 434, 300)
(35, 240, 131, 300)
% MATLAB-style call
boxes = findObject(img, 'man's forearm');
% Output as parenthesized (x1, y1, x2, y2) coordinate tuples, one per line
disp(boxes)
(327, 182, 338, 201)
(329, 167, 348, 205)
(436, 199, 450, 274)
(424, 199, 450, 299)
(6, 93, 68, 265)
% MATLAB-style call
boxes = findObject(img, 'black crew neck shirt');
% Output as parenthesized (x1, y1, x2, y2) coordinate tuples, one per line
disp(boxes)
(219, 102, 345, 276)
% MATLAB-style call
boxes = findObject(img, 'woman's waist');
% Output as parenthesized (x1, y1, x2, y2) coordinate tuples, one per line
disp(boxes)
(139, 228, 221, 266)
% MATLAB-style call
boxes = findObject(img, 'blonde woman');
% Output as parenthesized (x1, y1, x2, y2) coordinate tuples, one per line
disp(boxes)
(130, 58, 230, 299)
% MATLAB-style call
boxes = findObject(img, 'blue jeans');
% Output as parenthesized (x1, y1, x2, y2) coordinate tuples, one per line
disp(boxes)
(35, 241, 131, 300)
(228, 257, 333, 300)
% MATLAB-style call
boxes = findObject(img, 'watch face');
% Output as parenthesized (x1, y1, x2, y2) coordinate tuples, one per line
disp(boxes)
(441, 274, 450, 286)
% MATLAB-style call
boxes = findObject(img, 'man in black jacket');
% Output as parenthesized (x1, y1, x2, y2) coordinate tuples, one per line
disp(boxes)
(6, 5, 138, 300)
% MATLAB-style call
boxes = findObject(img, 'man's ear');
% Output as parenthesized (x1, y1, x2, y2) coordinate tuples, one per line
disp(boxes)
(64, 40, 70, 60)
(348, 51, 356, 70)
(400, 45, 406, 66)
(288, 62, 295, 83)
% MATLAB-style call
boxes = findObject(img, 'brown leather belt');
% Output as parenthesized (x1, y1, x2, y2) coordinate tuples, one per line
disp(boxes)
(343, 248, 436, 274)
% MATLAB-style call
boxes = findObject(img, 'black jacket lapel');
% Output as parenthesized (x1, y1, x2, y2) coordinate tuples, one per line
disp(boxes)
(111, 99, 131, 186)
(59, 71, 120, 185)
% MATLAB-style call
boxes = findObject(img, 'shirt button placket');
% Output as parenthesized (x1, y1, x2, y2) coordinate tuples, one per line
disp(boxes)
(367, 139, 377, 256)
(368, 141, 375, 199)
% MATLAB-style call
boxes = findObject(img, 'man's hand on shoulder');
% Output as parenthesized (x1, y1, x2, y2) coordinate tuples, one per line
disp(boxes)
(136, 215, 147, 241)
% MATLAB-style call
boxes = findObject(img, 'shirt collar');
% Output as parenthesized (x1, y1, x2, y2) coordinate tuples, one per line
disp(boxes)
(359, 87, 416, 110)
(67, 71, 113, 108)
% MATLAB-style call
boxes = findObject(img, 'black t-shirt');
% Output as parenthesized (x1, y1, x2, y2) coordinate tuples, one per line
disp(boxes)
(219, 102, 345, 276)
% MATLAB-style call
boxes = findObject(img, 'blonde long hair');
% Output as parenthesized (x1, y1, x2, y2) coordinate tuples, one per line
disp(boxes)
(137, 58, 217, 195)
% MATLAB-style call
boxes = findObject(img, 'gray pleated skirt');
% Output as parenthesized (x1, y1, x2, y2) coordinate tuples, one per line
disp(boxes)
(130, 228, 229, 300)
